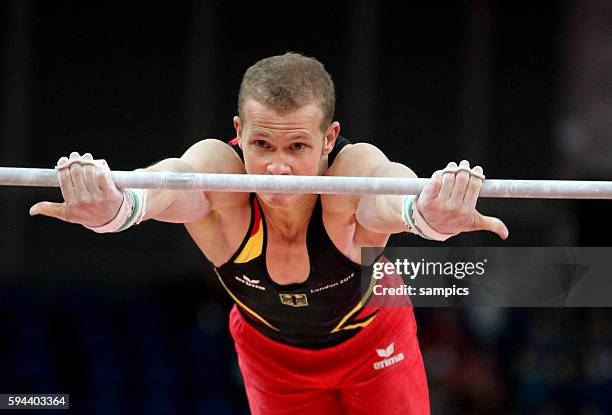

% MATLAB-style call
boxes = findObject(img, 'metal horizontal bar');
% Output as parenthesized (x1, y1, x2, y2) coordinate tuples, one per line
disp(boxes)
(1, 167, 612, 199)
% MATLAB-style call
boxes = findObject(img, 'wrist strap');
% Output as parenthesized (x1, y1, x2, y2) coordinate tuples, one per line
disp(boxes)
(401, 195, 457, 241)
(84, 189, 147, 233)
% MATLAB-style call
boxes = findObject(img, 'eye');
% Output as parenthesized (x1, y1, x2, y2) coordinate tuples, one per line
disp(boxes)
(254, 140, 271, 149)
(289, 142, 306, 151)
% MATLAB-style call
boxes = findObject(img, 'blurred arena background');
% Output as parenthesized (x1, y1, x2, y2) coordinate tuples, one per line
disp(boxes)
(1, 1, 611, 413)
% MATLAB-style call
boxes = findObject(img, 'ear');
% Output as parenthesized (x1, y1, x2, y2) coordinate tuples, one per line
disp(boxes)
(233, 116, 242, 148)
(323, 121, 340, 155)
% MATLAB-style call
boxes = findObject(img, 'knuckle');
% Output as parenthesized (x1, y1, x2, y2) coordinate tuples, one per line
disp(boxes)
(69, 163, 81, 174)
(84, 165, 96, 178)
(96, 170, 107, 181)
(456, 172, 469, 184)
(469, 176, 483, 188)
(100, 177, 114, 191)
(441, 173, 454, 183)
(97, 159, 109, 169)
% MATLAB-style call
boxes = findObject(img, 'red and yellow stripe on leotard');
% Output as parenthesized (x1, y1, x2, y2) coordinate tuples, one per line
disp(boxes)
(330, 273, 378, 333)
(220, 197, 277, 330)
(234, 197, 264, 263)
(213, 268, 279, 331)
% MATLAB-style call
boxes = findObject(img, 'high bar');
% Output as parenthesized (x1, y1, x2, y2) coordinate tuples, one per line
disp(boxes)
(1, 167, 612, 199)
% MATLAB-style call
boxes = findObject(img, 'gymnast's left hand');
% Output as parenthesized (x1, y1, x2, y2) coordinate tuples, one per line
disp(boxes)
(28, 152, 124, 227)
(415, 160, 509, 239)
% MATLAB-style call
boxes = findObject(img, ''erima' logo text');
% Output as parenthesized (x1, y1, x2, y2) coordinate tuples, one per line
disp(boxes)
(373, 343, 405, 370)
(234, 275, 266, 291)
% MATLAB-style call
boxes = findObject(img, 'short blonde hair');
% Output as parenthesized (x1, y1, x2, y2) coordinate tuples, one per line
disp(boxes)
(238, 52, 336, 131)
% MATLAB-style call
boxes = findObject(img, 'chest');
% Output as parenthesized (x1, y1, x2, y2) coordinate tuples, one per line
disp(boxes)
(264, 210, 363, 285)
(265, 236, 311, 284)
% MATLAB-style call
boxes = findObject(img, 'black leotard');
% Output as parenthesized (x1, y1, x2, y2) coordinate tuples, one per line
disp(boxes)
(213, 136, 379, 349)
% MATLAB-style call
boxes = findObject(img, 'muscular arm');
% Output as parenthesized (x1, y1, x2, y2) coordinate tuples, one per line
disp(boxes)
(329, 142, 508, 240)
(355, 162, 416, 234)
(326, 143, 415, 235)
(142, 139, 246, 223)
(30, 139, 246, 228)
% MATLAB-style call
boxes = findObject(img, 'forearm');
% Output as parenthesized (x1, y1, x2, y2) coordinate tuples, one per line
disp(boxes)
(140, 158, 210, 223)
(355, 162, 417, 234)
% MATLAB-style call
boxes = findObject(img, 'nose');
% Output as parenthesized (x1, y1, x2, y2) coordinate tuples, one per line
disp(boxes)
(266, 162, 291, 175)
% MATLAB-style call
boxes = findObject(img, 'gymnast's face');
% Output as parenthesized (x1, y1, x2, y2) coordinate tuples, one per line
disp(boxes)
(234, 99, 339, 207)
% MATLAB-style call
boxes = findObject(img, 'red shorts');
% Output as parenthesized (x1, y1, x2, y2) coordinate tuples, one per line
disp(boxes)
(229, 304, 430, 414)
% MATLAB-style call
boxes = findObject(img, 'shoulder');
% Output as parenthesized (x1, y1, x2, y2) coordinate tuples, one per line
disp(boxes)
(321, 142, 393, 256)
(181, 138, 248, 211)
(322, 141, 391, 214)
(326, 142, 390, 178)
(181, 138, 245, 174)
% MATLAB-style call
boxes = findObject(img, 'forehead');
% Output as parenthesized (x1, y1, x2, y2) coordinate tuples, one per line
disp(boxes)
(241, 99, 324, 134)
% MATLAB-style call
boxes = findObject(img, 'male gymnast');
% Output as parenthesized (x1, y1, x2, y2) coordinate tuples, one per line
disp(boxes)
(30, 52, 508, 414)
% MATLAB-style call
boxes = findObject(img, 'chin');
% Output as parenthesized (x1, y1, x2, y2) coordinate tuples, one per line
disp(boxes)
(258, 192, 300, 207)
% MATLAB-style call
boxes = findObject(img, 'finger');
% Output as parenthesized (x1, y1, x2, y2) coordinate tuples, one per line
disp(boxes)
(67, 152, 83, 192)
(81, 153, 100, 194)
(69, 159, 88, 195)
(464, 165, 484, 209)
(95, 160, 118, 194)
(57, 161, 77, 203)
(449, 160, 471, 203)
(470, 165, 485, 180)
(418, 170, 443, 201)
(29, 201, 69, 220)
(56, 156, 69, 168)
(471, 211, 509, 239)
(438, 161, 457, 200)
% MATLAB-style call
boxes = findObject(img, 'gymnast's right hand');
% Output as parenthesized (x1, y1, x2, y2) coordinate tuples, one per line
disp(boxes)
(29, 152, 124, 227)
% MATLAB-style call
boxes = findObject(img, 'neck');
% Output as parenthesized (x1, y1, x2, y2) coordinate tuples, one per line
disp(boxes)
(258, 194, 317, 240)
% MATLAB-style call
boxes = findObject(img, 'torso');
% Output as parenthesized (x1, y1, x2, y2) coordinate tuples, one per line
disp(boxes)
(185, 139, 388, 284)
(184, 137, 392, 348)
